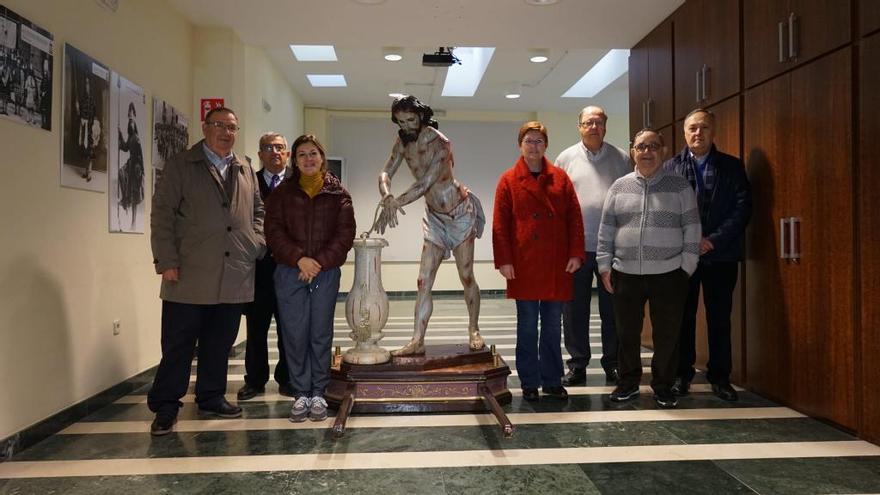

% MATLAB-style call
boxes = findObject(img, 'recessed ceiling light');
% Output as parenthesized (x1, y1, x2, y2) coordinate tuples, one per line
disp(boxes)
(525, 0, 558, 5)
(307, 74, 347, 87)
(290, 45, 338, 62)
(388, 92, 406, 98)
(562, 49, 629, 98)
(352, 0, 385, 4)
(530, 55, 548, 63)
(505, 93, 521, 99)
(441, 47, 495, 97)
(383, 48, 403, 62)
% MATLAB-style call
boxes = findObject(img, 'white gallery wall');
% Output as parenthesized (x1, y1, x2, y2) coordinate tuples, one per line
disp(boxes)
(0, 0, 304, 441)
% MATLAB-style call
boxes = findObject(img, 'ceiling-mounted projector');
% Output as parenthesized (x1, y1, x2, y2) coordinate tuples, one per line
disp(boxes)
(422, 47, 459, 67)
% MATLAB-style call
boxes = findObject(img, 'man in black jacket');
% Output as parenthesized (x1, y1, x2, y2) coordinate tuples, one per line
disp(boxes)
(237, 132, 293, 400)
(663, 108, 752, 401)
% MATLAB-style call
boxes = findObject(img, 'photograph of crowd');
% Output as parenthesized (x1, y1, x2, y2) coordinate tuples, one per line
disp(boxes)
(0, 4, 53, 130)
(61, 43, 109, 192)
(109, 72, 146, 233)
(151, 97, 189, 191)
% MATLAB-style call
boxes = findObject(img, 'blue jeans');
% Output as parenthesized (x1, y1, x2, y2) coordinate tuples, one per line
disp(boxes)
(275, 265, 341, 398)
(515, 300, 564, 390)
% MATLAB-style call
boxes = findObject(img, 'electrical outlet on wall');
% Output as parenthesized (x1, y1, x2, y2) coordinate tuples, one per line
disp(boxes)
(113, 319, 121, 335)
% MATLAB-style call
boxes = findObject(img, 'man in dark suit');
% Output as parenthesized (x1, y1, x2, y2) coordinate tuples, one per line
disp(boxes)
(237, 132, 293, 400)
(663, 108, 752, 402)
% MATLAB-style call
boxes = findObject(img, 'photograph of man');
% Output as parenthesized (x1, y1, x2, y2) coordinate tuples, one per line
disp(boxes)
(555, 106, 632, 386)
(148, 107, 266, 436)
(663, 108, 752, 401)
(237, 132, 293, 401)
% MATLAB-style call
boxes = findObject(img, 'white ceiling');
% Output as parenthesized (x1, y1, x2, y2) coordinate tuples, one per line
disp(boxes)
(167, 0, 684, 113)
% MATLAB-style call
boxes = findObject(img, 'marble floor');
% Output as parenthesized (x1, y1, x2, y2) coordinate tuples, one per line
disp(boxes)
(2, 297, 880, 494)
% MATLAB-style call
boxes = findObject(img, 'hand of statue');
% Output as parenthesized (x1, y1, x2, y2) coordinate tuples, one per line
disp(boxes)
(377, 195, 404, 234)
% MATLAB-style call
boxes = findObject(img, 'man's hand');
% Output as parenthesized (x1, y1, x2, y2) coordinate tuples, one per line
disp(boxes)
(498, 264, 515, 280)
(376, 194, 405, 234)
(600, 271, 614, 294)
(297, 256, 321, 282)
(161, 268, 179, 282)
(699, 237, 715, 255)
(565, 257, 582, 274)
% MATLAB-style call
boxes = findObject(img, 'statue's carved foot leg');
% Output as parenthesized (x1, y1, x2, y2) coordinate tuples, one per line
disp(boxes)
(469, 328, 485, 350)
(391, 339, 425, 356)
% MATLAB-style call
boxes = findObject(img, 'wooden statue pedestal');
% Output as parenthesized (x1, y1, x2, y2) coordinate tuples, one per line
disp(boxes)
(325, 344, 513, 438)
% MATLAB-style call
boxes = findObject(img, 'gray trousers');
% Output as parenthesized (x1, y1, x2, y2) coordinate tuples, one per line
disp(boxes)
(275, 265, 341, 398)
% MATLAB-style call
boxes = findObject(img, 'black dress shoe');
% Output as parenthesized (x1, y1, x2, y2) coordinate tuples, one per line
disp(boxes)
(236, 383, 265, 401)
(561, 368, 586, 386)
(522, 388, 540, 402)
(199, 399, 243, 418)
(605, 368, 620, 384)
(278, 383, 295, 398)
(671, 378, 690, 397)
(150, 411, 177, 436)
(712, 383, 739, 402)
(542, 386, 569, 400)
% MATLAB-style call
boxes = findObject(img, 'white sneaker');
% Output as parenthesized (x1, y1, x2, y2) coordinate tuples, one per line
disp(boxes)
(289, 396, 310, 423)
(309, 396, 328, 421)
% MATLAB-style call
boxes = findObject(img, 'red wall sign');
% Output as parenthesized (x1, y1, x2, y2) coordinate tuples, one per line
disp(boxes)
(200, 98, 225, 121)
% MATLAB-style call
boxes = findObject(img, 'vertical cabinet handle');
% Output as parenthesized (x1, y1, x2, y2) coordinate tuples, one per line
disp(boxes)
(780, 218, 789, 259)
(778, 21, 786, 62)
(788, 13, 798, 59)
(642, 101, 647, 128)
(789, 217, 800, 262)
(647, 98, 653, 128)
(701, 64, 709, 101)
(696, 70, 702, 102)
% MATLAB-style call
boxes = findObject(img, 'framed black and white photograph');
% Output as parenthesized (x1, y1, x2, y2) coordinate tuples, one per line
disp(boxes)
(108, 72, 145, 233)
(61, 43, 109, 192)
(327, 156, 345, 186)
(151, 96, 188, 192)
(0, 4, 53, 130)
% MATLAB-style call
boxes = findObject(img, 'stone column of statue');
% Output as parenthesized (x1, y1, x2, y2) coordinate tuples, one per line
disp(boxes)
(375, 95, 485, 356)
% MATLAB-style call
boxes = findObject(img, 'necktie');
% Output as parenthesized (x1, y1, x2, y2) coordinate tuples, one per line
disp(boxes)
(269, 174, 279, 190)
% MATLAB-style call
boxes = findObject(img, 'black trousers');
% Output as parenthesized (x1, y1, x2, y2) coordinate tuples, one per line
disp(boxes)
(676, 261, 739, 385)
(243, 285, 290, 388)
(562, 251, 618, 373)
(611, 269, 689, 394)
(147, 301, 242, 413)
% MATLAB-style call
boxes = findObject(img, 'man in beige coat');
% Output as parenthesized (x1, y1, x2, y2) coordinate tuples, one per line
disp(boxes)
(148, 107, 265, 435)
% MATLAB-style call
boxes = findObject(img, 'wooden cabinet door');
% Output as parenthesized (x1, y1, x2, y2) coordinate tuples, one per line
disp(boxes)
(702, 0, 741, 107)
(790, 0, 851, 66)
(629, 41, 649, 139)
(647, 20, 674, 129)
(787, 48, 855, 428)
(674, 1, 704, 120)
(859, 33, 880, 443)
(743, 0, 789, 87)
(743, 73, 792, 401)
(862, 0, 880, 36)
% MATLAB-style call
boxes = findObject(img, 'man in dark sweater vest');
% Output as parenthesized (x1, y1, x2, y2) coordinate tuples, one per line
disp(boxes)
(663, 108, 753, 402)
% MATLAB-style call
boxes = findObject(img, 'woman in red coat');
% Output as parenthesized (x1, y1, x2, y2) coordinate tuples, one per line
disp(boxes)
(493, 121, 585, 402)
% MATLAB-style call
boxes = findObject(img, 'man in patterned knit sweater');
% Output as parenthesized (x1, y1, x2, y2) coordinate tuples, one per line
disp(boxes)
(597, 128, 700, 409)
